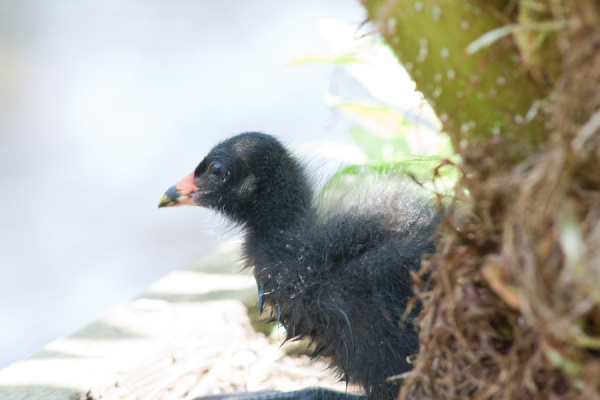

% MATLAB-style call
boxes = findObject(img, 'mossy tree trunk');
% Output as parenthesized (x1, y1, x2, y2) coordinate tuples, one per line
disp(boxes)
(363, 1, 600, 399)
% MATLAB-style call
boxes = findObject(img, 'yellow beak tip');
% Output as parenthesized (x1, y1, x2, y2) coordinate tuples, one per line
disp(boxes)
(158, 194, 175, 208)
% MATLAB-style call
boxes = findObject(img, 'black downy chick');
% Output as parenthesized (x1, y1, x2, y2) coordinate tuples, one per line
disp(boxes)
(159, 132, 439, 400)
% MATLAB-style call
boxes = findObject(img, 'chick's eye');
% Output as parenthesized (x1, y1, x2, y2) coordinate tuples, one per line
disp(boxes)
(209, 162, 226, 179)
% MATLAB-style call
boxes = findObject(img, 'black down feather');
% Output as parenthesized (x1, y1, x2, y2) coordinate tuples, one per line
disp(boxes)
(160, 132, 439, 400)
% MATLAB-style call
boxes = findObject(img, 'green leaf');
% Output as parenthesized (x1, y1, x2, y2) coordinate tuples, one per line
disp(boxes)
(288, 53, 363, 66)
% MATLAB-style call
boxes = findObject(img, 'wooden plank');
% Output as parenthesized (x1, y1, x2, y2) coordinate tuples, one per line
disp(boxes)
(0, 242, 355, 400)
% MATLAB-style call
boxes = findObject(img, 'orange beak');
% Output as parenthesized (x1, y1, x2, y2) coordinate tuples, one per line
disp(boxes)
(158, 172, 201, 207)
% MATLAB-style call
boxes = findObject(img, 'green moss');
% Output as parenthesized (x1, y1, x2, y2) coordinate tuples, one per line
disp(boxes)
(364, 0, 547, 155)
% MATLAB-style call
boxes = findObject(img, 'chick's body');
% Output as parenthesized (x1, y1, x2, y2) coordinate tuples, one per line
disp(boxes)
(160, 132, 439, 400)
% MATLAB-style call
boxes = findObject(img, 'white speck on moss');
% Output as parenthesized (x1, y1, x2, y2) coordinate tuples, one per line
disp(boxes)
(431, 6, 442, 22)
(440, 48, 450, 59)
(432, 87, 442, 98)
(514, 114, 525, 125)
(447, 69, 456, 80)
(414, 1, 423, 12)
(417, 38, 428, 63)
(460, 21, 470, 30)
(387, 18, 397, 34)
(460, 120, 476, 134)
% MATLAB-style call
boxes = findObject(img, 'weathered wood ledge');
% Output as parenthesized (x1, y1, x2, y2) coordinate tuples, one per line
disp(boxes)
(0, 241, 350, 400)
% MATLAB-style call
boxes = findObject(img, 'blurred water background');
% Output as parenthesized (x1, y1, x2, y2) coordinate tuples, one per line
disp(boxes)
(0, 0, 372, 369)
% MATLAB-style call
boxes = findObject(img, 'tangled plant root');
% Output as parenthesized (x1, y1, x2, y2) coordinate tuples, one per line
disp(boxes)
(395, 2, 600, 399)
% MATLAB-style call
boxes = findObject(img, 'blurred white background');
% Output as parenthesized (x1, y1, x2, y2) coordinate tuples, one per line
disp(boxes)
(0, 0, 371, 368)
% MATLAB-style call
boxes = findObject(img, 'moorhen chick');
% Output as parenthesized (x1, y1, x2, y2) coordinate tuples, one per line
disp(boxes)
(159, 132, 439, 400)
